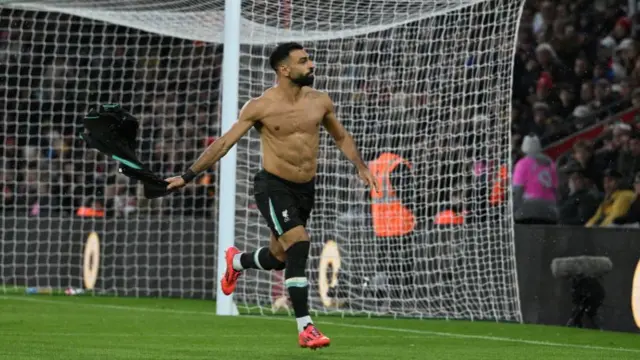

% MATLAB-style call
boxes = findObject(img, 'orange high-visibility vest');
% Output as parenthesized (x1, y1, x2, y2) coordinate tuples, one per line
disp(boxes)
(199, 173, 211, 185)
(434, 209, 465, 225)
(489, 165, 509, 206)
(76, 207, 105, 217)
(369, 153, 416, 237)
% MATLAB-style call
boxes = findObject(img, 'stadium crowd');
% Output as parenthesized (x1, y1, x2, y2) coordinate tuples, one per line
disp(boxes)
(512, 0, 637, 144)
(2, 0, 640, 227)
(0, 9, 223, 218)
(509, 0, 640, 227)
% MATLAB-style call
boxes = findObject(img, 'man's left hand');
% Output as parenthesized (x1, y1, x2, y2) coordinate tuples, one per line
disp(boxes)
(358, 167, 379, 192)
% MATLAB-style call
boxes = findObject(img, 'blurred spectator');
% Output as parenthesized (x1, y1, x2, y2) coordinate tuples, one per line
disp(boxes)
(579, 82, 594, 107)
(572, 57, 591, 95)
(535, 45, 568, 87)
(616, 132, 640, 185)
(104, 172, 137, 217)
(612, 171, 640, 225)
(632, 88, 640, 106)
(529, 102, 550, 137)
(1, 160, 17, 213)
(512, 135, 558, 224)
(556, 85, 576, 118)
(561, 140, 603, 191)
(590, 79, 616, 112)
(595, 122, 632, 169)
(571, 104, 593, 130)
(532, 1, 554, 36)
(559, 167, 601, 225)
(585, 169, 635, 227)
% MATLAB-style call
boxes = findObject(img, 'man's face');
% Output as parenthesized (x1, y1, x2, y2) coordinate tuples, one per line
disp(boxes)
(574, 149, 590, 163)
(622, 47, 635, 62)
(596, 81, 610, 99)
(560, 89, 572, 104)
(604, 176, 618, 194)
(556, 4, 567, 19)
(536, 49, 550, 66)
(613, 128, 630, 147)
(574, 58, 586, 75)
(533, 109, 547, 124)
(581, 83, 593, 102)
(283, 49, 315, 87)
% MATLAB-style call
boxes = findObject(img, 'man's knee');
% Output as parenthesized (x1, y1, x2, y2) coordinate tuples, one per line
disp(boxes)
(284, 240, 310, 283)
(269, 235, 287, 263)
(278, 225, 309, 251)
(277, 226, 310, 282)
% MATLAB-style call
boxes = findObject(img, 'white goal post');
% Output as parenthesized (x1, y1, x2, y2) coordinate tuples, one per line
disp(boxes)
(0, 0, 524, 322)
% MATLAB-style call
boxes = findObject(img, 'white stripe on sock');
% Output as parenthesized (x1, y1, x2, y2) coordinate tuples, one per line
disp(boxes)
(253, 247, 265, 270)
(285, 277, 308, 288)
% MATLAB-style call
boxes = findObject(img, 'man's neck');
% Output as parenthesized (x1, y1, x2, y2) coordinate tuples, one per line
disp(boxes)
(275, 80, 304, 103)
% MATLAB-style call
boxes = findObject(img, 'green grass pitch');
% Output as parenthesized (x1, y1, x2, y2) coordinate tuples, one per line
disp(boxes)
(1, 292, 639, 360)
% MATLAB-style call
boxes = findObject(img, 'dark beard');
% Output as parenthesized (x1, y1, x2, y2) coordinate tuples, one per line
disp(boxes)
(291, 74, 314, 87)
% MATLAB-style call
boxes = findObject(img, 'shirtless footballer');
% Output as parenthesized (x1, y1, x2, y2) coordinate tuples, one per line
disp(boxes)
(165, 42, 378, 350)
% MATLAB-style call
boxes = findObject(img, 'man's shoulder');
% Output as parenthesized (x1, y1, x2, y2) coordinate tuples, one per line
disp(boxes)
(248, 90, 276, 106)
(242, 92, 277, 117)
(304, 88, 331, 102)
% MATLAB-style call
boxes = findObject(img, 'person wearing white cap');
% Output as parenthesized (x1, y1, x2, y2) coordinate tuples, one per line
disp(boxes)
(512, 134, 559, 224)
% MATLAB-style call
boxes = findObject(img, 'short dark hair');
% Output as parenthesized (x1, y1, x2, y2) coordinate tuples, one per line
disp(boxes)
(269, 42, 304, 72)
(604, 168, 623, 179)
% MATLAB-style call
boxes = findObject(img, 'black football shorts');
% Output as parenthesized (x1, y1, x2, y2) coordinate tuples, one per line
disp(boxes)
(253, 170, 315, 238)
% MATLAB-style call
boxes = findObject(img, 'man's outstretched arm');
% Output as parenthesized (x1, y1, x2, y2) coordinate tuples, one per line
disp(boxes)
(321, 95, 366, 170)
(321, 94, 379, 191)
(166, 99, 260, 189)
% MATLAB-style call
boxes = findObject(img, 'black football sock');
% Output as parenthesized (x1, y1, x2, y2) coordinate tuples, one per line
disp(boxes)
(284, 241, 312, 333)
(233, 247, 285, 271)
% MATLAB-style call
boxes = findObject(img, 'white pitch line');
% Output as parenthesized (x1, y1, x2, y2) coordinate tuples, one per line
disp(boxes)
(1, 295, 639, 354)
(0, 332, 417, 339)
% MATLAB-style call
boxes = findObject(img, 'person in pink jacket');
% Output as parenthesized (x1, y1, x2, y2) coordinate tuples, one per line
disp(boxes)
(512, 134, 559, 224)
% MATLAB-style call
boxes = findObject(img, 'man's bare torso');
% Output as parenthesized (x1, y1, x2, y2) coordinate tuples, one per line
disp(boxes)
(253, 87, 327, 183)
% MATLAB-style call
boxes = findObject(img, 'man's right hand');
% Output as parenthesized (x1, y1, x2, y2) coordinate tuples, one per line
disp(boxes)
(165, 176, 186, 191)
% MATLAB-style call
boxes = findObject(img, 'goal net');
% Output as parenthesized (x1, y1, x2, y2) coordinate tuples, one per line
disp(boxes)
(1, 0, 523, 321)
